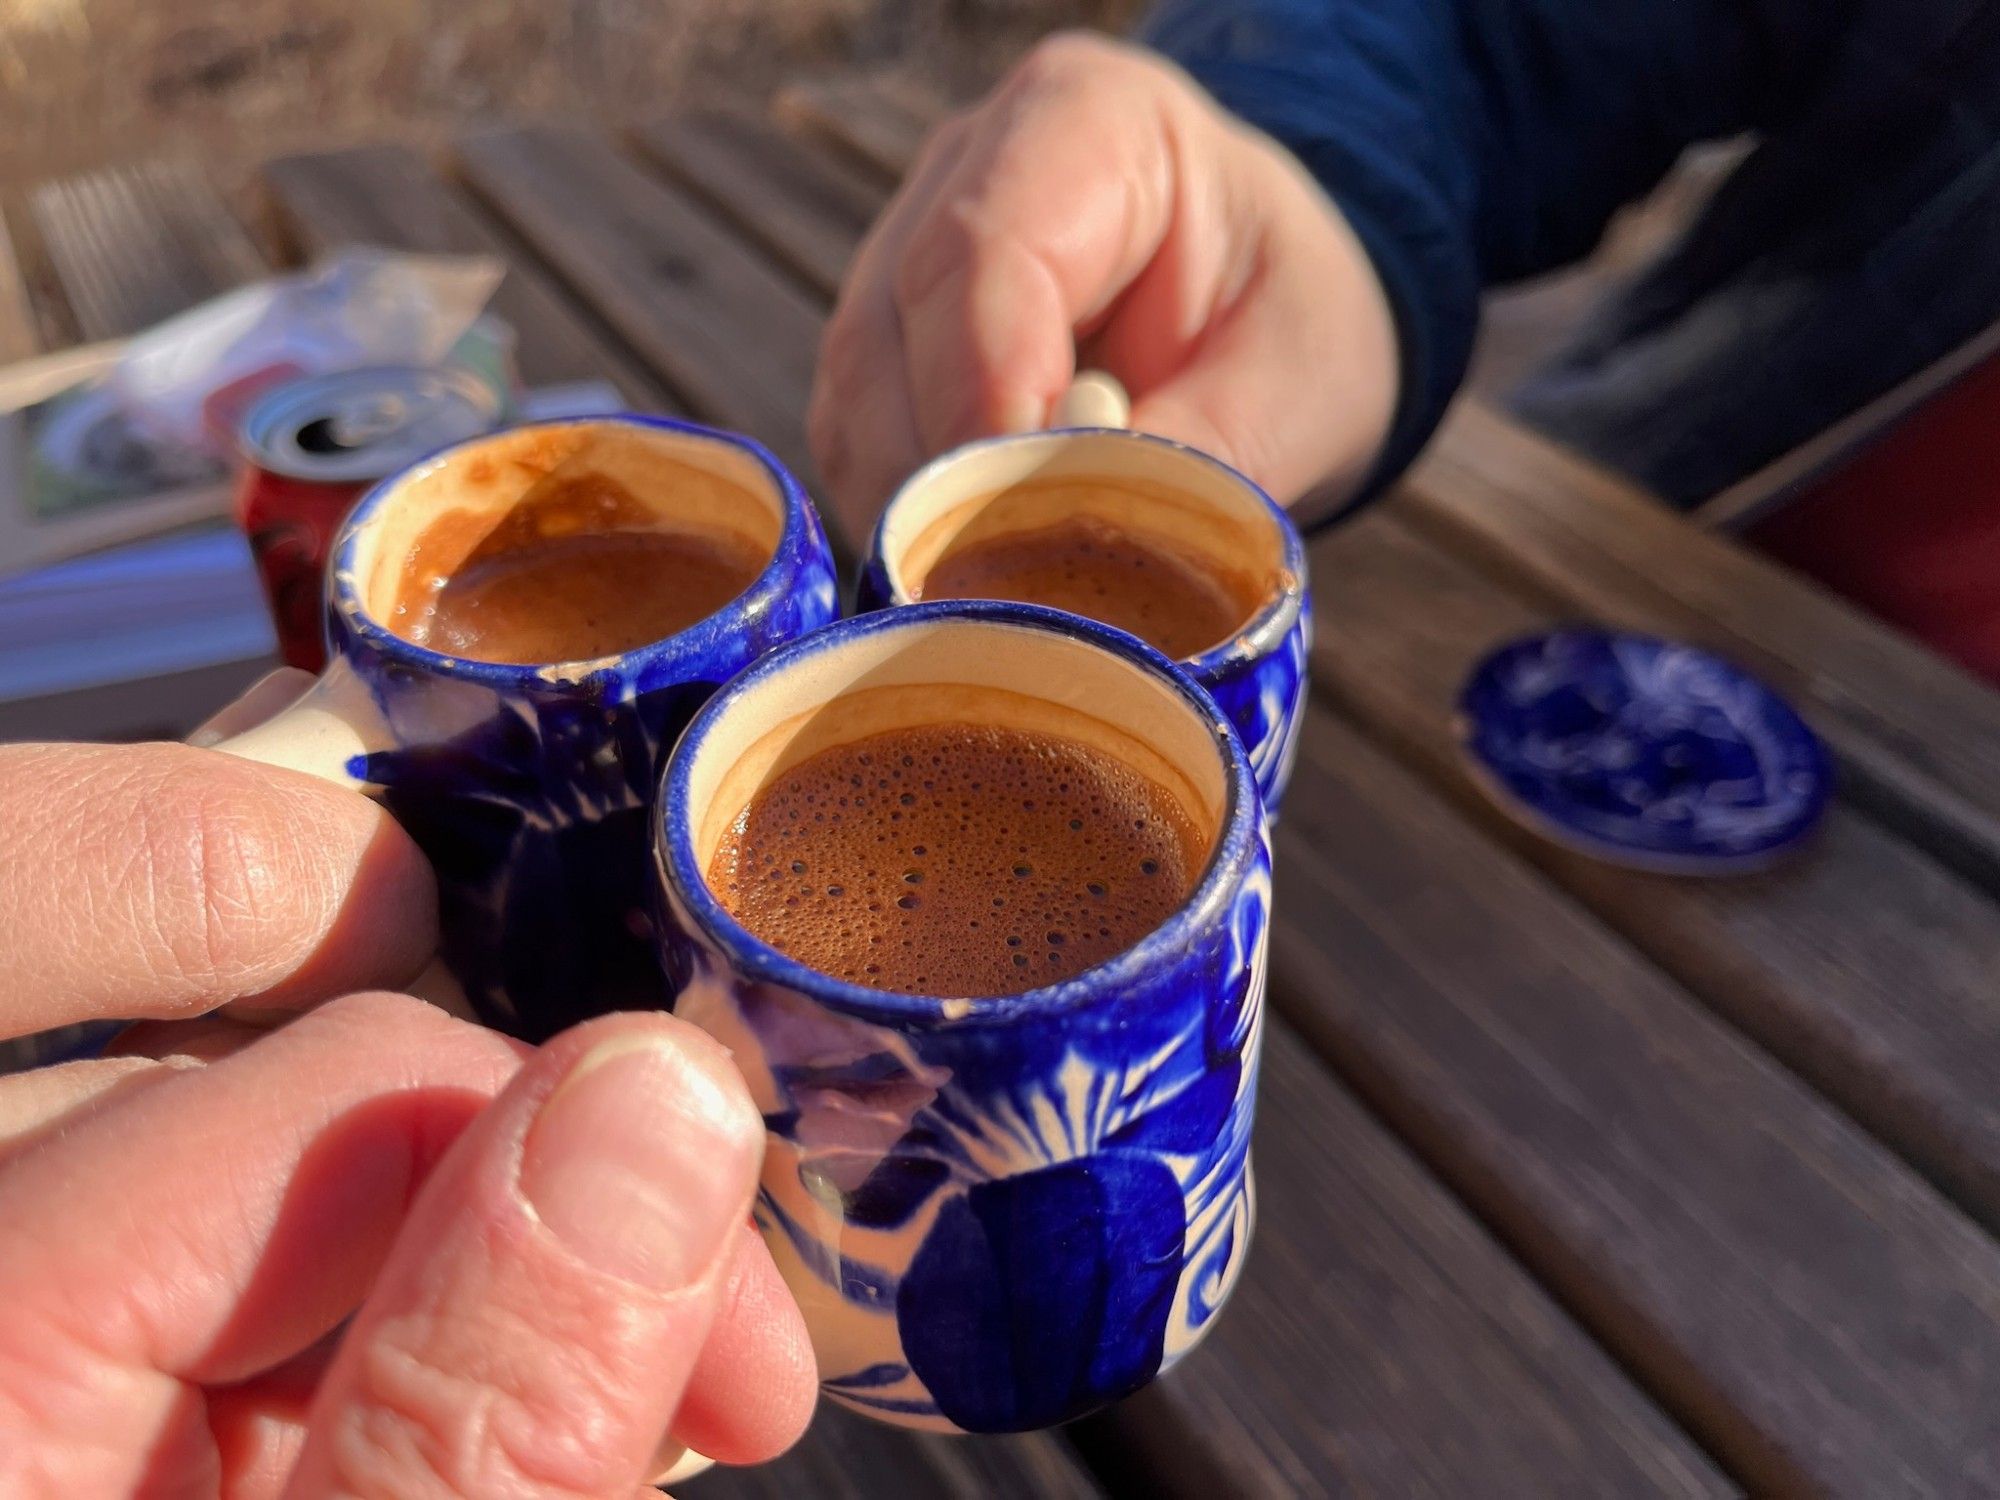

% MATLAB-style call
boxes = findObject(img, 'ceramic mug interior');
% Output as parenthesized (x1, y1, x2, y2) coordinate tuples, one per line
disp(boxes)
(872, 429, 1303, 669)
(676, 610, 1232, 933)
(339, 416, 789, 669)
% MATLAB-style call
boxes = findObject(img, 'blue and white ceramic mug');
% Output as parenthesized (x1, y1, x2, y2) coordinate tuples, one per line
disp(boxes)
(216, 415, 841, 1039)
(856, 390, 1310, 812)
(654, 600, 1270, 1432)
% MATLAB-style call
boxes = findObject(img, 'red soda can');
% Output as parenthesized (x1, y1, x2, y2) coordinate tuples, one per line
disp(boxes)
(234, 367, 504, 669)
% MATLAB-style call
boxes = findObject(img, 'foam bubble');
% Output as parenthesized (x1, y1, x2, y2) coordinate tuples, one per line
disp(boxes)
(707, 722, 1202, 998)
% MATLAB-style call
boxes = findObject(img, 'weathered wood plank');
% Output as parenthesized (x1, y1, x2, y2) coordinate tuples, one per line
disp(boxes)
(685, 1401, 1103, 1499)
(1080, 1022, 1729, 1499)
(455, 125, 823, 489)
(30, 160, 265, 340)
(632, 107, 888, 303)
(772, 75, 935, 183)
(1308, 508, 2000, 1235)
(1269, 702, 2000, 1493)
(1400, 400, 2000, 893)
(262, 143, 673, 406)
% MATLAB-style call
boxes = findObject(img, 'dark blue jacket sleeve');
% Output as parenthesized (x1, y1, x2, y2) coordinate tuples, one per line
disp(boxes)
(1138, 0, 1847, 507)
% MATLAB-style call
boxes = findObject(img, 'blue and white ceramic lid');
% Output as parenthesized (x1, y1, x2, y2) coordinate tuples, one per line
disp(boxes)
(1456, 627, 1832, 874)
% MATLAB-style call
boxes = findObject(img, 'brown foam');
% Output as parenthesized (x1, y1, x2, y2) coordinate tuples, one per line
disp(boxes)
(707, 721, 1204, 998)
(918, 512, 1256, 661)
(387, 463, 768, 664)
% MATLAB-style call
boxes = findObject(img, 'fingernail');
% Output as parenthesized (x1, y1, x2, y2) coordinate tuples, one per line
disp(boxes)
(519, 1033, 761, 1292)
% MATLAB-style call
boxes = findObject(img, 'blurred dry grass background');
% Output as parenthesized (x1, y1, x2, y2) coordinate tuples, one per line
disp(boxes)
(0, 0, 1140, 189)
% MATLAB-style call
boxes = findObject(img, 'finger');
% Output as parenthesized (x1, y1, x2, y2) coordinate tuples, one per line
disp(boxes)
(891, 34, 1184, 454)
(208, 1335, 337, 1500)
(809, 112, 974, 545)
(105, 1013, 273, 1062)
(186, 668, 317, 749)
(0, 741, 438, 1036)
(0, 993, 521, 1495)
(0, 1053, 196, 1160)
(810, 275, 926, 552)
(288, 1012, 779, 1498)
(667, 1224, 816, 1463)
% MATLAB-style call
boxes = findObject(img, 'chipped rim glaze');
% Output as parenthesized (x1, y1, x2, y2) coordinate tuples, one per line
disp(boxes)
(327, 413, 818, 689)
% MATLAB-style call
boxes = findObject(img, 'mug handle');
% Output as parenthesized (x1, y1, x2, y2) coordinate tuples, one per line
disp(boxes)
(1056, 369, 1133, 429)
(210, 659, 370, 788)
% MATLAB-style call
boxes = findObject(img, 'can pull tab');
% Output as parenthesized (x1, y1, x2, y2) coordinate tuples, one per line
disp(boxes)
(1055, 369, 1132, 429)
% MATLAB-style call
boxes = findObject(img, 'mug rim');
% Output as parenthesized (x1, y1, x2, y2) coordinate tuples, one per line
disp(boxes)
(868, 426, 1309, 680)
(655, 598, 1263, 1030)
(326, 413, 817, 689)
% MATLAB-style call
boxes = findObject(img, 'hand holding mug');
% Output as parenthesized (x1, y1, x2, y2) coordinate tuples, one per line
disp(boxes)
(807, 30, 1399, 541)
(0, 731, 817, 1496)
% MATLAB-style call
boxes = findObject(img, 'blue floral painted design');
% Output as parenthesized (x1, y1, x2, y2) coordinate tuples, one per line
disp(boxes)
(326, 415, 841, 1040)
(1458, 627, 1832, 872)
(1196, 591, 1311, 815)
(657, 601, 1269, 1433)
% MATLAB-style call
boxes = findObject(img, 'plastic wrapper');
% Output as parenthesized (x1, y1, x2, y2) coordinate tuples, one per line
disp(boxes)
(110, 248, 504, 454)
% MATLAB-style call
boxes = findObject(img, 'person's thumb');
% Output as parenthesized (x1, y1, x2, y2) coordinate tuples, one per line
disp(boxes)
(0, 739, 436, 1037)
(287, 1012, 765, 1499)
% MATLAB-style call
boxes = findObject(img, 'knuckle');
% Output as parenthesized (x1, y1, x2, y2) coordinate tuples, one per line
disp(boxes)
(908, 107, 970, 174)
(335, 1308, 640, 1498)
(128, 751, 328, 1003)
(1010, 29, 1120, 91)
(892, 200, 981, 316)
(816, 303, 874, 385)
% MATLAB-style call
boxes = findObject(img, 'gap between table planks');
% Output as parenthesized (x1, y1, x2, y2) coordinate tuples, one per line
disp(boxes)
(632, 106, 886, 304)
(1311, 507, 2000, 1238)
(1074, 1022, 1728, 1499)
(771, 74, 938, 184)
(682, 1399, 1105, 1500)
(0, 202, 44, 365)
(1268, 699, 2000, 1494)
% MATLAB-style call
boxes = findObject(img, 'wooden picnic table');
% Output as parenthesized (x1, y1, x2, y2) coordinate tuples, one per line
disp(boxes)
(9, 74, 2000, 1498)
